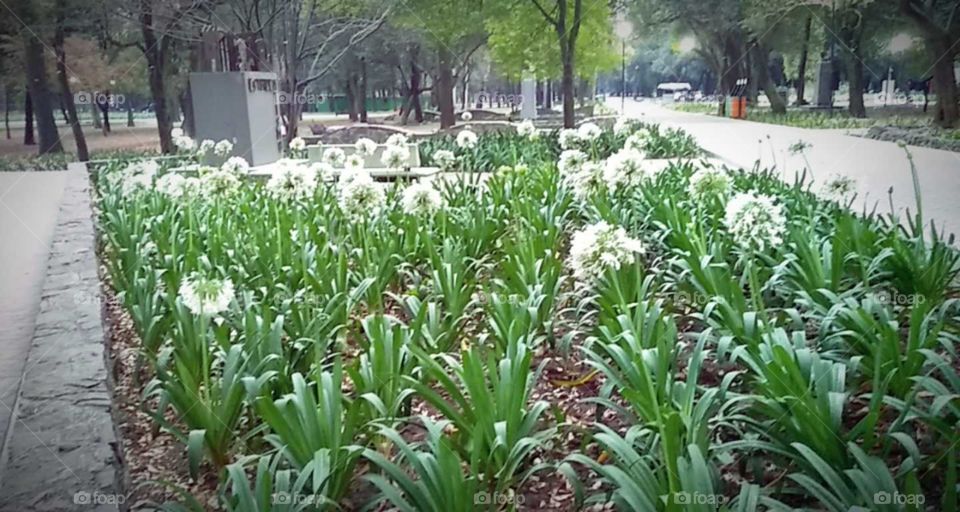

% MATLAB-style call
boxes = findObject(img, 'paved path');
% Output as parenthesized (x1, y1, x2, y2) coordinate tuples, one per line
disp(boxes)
(0, 166, 119, 510)
(610, 100, 960, 239)
(0, 171, 67, 458)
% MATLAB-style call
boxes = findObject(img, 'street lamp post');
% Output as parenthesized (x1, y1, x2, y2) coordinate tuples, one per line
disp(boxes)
(614, 17, 633, 115)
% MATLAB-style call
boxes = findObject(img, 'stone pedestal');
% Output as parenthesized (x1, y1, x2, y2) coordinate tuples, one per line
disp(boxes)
(189, 71, 280, 166)
(815, 58, 835, 108)
(521, 77, 537, 120)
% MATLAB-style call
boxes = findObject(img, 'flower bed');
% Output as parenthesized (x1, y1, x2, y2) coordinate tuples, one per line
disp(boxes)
(95, 119, 959, 510)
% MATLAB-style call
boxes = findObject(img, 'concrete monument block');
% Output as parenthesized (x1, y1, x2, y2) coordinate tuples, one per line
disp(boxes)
(189, 71, 280, 166)
(521, 77, 537, 120)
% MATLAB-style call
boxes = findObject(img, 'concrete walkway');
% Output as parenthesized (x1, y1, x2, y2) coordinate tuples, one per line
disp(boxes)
(0, 171, 67, 457)
(610, 100, 960, 239)
(0, 166, 119, 510)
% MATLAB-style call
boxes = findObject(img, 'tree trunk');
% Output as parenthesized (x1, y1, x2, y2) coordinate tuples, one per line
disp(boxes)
(23, 34, 63, 154)
(844, 26, 866, 118)
(3, 86, 10, 139)
(99, 92, 112, 134)
(127, 107, 135, 127)
(795, 15, 812, 105)
(545, 81, 552, 109)
(24, 91, 35, 146)
(141, 0, 173, 153)
(752, 43, 786, 114)
(436, 46, 456, 128)
(55, 1, 89, 161)
(345, 78, 358, 122)
(847, 56, 866, 117)
(180, 85, 194, 136)
(929, 40, 958, 128)
(90, 100, 101, 129)
(561, 50, 576, 128)
(359, 57, 368, 123)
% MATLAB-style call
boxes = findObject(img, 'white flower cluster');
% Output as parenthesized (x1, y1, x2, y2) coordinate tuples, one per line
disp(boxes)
(354, 138, 378, 156)
(821, 174, 857, 202)
(461, 111, 473, 122)
(265, 161, 317, 201)
(602, 147, 648, 191)
(221, 156, 250, 176)
(289, 137, 306, 152)
(577, 122, 602, 141)
(310, 162, 337, 183)
(116, 160, 159, 195)
(199, 139, 215, 155)
(613, 117, 636, 136)
(723, 192, 787, 251)
(515, 120, 538, 139)
(567, 221, 644, 285)
(213, 139, 233, 157)
(432, 149, 457, 170)
(338, 171, 385, 220)
(381, 144, 410, 168)
(624, 130, 650, 153)
(199, 167, 242, 198)
(385, 133, 409, 147)
(687, 167, 732, 200)
(456, 130, 478, 149)
(172, 129, 196, 152)
(323, 147, 347, 167)
(558, 122, 602, 149)
(156, 173, 200, 198)
(401, 181, 444, 215)
(178, 273, 234, 316)
(344, 154, 365, 171)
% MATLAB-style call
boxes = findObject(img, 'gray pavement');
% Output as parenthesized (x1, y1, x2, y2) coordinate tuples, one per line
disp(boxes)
(0, 171, 67, 458)
(610, 99, 960, 239)
(0, 166, 118, 510)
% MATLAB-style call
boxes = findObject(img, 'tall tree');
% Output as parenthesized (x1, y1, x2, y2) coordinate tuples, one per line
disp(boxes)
(54, 0, 89, 160)
(16, 0, 64, 154)
(898, 0, 959, 127)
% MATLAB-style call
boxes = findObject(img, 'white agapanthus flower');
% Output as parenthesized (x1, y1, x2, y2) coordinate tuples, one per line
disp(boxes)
(199, 168, 241, 198)
(178, 274, 235, 316)
(289, 137, 306, 152)
(116, 159, 159, 194)
(688, 167, 732, 200)
(723, 192, 787, 251)
(558, 129, 580, 150)
(577, 122, 602, 142)
(344, 154, 365, 172)
(221, 156, 250, 176)
(182, 177, 202, 196)
(821, 174, 857, 202)
(323, 147, 347, 167)
(401, 181, 443, 215)
(173, 134, 196, 152)
(338, 171, 385, 220)
(266, 161, 317, 200)
(198, 139, 215, 155)
(456, 130, 478, 149)
(156, 173, 188, 198)
(213, 139, 234, 157)
(171, 127, 184, 138)
(461, 111, 473, 122)
(624, 131, 649, 153)
(121, 171, 153, 195)
(381, 144, 410, 168)
(385, 133, 409, 147)
(566, 161, 606, 200)
(432, 149, 457, 170)
(613, 117, 634, 136)
(515, 120, 538, 139)
(557, 149, 588, 177)
(354, 137, 378, 156)
(567, 221, 644, 284)
(310, 162, 337, 183)
(602, 148, 647, 190)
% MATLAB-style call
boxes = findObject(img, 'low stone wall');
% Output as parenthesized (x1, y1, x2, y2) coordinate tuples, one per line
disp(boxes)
(863, 125, 960, 152)
(0, 164, 120, 511)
